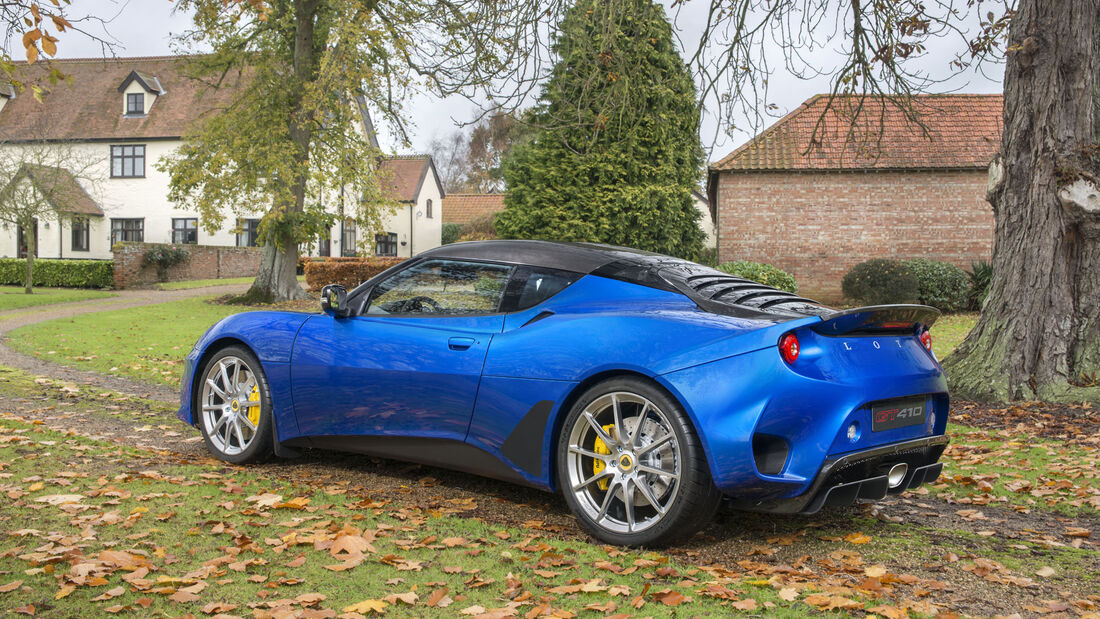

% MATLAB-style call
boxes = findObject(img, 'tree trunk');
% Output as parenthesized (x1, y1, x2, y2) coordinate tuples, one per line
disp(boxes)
(943, 1, 1100, 404)
(23, 225, 34, 295)
(242, 0, 320, 304)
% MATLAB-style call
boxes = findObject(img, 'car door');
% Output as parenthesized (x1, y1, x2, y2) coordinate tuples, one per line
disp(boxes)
(290, 258, 513, 441)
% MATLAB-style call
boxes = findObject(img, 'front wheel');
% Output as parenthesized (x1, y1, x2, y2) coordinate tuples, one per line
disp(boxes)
(197, 346, 274, 464)
(557, 377, 721, 547)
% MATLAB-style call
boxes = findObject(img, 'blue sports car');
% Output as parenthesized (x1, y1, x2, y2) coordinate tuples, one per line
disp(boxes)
(178, 240, 948, 546)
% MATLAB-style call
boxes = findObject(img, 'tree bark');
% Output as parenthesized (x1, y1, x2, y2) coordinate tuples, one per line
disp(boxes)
(943, 1, 1100, 404)
(242, 0, 320, 304)
(23, 223, 33, 295)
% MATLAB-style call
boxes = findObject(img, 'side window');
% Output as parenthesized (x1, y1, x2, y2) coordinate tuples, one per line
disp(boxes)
(366, 259, 513, 315)
(504, 267, 580, 311)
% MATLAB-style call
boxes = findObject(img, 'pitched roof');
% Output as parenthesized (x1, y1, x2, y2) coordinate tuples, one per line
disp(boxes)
(442, 193, 505, 225)
(712, 94, 1003, 172)
(8, 164, 103, 216)
(377, 155, 440, 202)
(0, 55, 244, 141)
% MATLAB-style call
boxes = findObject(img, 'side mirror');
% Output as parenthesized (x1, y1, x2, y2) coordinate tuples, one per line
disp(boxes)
(320, 284, 349, 317)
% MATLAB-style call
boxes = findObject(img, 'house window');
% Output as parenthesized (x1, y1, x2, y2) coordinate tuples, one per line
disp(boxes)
(374, 232, 398, 257)
(126, 93, 144, 115)
(110, 218, 144, 244)
(236, 218, 261, 247)
(71, 218, 90, 252)
(110, 145, 145, 178)
(317, 236, 330, 257)
(341, 220, 357, 257)
(426, 198, 433, 219)
(172, 218, 198, 244)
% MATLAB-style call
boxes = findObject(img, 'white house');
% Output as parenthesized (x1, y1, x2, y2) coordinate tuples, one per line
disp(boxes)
(0, 55, 443, 261)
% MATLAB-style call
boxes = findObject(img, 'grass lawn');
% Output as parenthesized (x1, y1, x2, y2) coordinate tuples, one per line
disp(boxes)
(0, 366, 1096, 616)
(0, 415, 823, 618)
(931, 312, 977, 358)
(8, 297, 253, 386)
(154, 276, 256, 291)
(0, 286, 116, 311)
(156, 274, 307, 291)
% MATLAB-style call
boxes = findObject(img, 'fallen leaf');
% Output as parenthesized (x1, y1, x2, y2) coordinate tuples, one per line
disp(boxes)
(844, 532, 872, 544)
(0, 580, 23, 593)
(343, 599, 388, 615)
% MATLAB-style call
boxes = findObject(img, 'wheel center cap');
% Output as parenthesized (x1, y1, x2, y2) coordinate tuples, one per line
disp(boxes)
(618, 454, 634, 471)
(231, 400, 240, 412)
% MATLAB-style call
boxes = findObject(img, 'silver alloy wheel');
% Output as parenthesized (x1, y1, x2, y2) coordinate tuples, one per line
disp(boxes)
(200, 355, 261, 456)
(565, 392, 682, 534)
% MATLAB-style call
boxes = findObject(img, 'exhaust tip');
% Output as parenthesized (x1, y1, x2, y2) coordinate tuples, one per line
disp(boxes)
(887, 463, 909, 488)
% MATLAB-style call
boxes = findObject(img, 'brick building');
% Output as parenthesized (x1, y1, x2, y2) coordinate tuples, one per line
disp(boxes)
(708, 94, 1002, 302)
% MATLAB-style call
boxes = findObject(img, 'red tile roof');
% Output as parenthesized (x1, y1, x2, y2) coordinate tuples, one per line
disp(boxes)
(441, 193, 505, 225)
(378, 156, 434, 202)
(712, 94, 1003, 172)
(6, 164, 103, 216)
(0, 55, 244, 141)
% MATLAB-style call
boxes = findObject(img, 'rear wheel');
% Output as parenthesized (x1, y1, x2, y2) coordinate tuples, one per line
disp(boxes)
(557, 377, 721, 547)
(197, 346, 274, 464)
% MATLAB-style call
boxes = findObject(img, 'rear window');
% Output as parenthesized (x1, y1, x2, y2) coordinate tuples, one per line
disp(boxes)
(503, 267, 579, 311)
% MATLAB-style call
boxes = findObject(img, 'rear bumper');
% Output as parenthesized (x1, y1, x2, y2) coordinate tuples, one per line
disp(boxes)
(724, 435, 948, 514)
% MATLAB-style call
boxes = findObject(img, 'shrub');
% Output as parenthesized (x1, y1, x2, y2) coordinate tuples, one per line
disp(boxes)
(716, 260, 798, 293)
(696, 247, 719, 267)
(904, 258, 970, 312)
(142, 246, 191, 282)
(441, 223, 463, 245)
(842, 259, 919, 305)
(966, 260, 993, 310)
(0, 258, 113, 288)
(303, 257, 406, 291)
(458, 212, 499, 242)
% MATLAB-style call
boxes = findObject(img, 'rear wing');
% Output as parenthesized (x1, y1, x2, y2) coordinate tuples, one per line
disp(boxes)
(811, 305, 940, 337)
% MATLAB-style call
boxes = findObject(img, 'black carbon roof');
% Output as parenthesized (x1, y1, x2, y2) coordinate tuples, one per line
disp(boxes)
(422, 240, 830, 320)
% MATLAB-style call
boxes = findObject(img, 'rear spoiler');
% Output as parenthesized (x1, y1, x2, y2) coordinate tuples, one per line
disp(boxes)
(810, 305, 940, 336)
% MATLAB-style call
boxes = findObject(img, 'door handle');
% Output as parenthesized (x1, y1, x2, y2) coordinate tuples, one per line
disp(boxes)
(448, 337, 475, 351)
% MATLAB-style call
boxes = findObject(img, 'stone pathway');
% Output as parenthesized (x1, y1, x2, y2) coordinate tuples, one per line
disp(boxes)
(0, 283, 249, 402)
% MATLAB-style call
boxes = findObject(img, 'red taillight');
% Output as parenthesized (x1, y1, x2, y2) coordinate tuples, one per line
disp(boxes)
(779, 333, 800, 364)
(920, 330, 933, 352)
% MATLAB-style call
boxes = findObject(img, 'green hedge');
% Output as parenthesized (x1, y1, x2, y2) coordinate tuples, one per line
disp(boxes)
(842, 259, 919, 305)
(717, 260, 798, 293)
(906, 258, 969, 312)
(0, 258, 113, 288)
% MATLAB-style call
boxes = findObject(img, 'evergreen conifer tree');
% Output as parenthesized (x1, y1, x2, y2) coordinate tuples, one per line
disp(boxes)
(496, 0, 706, 258)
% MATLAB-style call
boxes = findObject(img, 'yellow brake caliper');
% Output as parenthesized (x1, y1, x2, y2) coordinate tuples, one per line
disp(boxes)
(592, 424, 615, 490)
(246, 384, 261, 426)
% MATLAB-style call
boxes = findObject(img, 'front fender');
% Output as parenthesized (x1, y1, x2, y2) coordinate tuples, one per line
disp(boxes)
(177, 311, 311, 437)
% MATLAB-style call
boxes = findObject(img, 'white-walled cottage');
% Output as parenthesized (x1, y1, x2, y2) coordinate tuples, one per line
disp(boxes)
(0, 56, 442, 261)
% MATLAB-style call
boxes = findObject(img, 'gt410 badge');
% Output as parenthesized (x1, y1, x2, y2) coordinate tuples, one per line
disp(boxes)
(872, 398, 927, 432)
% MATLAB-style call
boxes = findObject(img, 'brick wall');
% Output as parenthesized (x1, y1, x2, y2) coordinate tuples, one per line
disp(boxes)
(715, 169, 994, 303)
(112, 242, 262, 289)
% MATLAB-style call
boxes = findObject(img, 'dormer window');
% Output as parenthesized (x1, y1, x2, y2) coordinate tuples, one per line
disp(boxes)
(117, 69, 164, 117)
(126, 93, 144, 116)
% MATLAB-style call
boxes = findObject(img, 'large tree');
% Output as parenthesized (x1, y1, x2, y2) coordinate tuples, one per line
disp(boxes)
(941, 2, 1100, 403)
(162, 0, 569, 302)
(495, 0, 706, 259)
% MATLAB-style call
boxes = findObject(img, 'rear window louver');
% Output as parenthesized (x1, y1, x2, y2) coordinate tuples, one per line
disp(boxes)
(681, 274, 826, 317)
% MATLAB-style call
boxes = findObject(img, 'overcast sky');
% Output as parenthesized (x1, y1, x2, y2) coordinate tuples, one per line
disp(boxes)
(34, 0, 1003, 162)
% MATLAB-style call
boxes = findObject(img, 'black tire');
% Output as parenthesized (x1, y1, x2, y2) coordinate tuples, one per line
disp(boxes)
(196, 345, 275, 464)
(556, 376, 721, 547)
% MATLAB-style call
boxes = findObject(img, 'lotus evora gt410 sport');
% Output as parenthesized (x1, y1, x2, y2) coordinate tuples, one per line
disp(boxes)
(178, 240, 948, 546)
